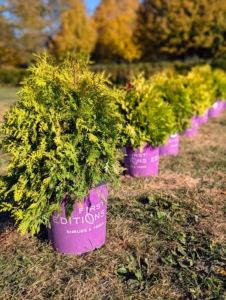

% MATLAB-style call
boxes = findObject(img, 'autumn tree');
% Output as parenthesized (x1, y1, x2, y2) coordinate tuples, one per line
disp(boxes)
(0, 4, 22, 66)
(48, 0, 96, 61)
(2, 0, 49, 65)
(92, 0, 141, 63)
(135, 0, 226, 60)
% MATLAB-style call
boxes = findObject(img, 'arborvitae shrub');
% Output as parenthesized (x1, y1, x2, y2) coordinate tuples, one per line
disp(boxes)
(212, 69, 226, 100)
(184, 65, 215, 115)
(117, 74, 176, 149)
(151, 71, 193, 133)
(0, 54, 124, 235)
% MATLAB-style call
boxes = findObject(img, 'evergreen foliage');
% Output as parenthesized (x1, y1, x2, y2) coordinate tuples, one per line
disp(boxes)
(212, 69, 226, 100)
(0, 54, 124, 235)
(151, 71, 193, 134)
(184, 65, 215, 115)
(117, 74, 176, 149)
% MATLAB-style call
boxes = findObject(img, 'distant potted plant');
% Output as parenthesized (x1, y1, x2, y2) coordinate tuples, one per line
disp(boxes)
(210, 68, 226, 116)
(117, 74, 176, 177)
(0, 54, 124, 254)
(152, 71, 193, 154)
(185, 65, 215, 124)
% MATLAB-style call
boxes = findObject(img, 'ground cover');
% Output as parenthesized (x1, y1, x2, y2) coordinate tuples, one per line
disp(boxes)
(0, 102, 226, 299)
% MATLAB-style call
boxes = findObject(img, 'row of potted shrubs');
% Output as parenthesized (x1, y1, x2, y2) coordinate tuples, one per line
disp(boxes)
(0, 54, 226, 254)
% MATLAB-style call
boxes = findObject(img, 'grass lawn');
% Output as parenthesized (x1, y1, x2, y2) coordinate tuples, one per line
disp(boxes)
(0, 87, 18, 173)
(0, 110, 226, 299)
(0, 87, 19, 122)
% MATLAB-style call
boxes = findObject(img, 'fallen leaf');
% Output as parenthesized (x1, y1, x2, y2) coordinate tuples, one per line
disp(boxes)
(216, 269, 226, 276)
(219, 191, 226, 195)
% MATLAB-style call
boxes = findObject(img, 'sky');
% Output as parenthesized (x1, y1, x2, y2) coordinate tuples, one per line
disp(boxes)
(85, 0, 101, 15)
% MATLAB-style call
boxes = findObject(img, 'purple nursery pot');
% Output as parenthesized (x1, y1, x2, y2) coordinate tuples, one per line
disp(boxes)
(196, 110, 208, 125)
(208, 101, 220, 118)
(216, 100, 224, 113)
(159, 134, 179, 156)
(218, 101, 225, 112)
(223, 100, 226, 110)
(48, 184, 108, 255)
(123, 143, 159, 177)
(181, 116, 198, 137)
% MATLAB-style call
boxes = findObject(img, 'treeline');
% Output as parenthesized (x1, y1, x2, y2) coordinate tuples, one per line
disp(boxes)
(1, 0, 226, 67)
(2, 58, 226, 86)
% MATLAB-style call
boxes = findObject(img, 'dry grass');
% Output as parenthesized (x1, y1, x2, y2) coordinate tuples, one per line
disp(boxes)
(0, 111, 226, 299)
(0, 87, 18, 122)
(0, 152, 10, 176)
(111, 172, 200, 200)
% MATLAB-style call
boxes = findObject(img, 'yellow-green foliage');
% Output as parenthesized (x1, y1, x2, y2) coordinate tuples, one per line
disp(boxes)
(0, 54, 124, 235)
(185, 65, 215, 115)
(212, 69, 226, 100)
(151, 70, 193, 133)
(117, 74, 176, 149)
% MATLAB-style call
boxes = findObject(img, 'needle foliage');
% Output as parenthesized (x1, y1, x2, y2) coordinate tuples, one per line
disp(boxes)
(151, 71, 193, 134)
(0, 54, 124, 235)
(117, 74, 176, 149)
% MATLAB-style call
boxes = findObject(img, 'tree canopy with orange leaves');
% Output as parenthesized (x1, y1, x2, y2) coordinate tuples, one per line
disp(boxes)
(48, 0, 96, 62)
(1, 0, 226, 66)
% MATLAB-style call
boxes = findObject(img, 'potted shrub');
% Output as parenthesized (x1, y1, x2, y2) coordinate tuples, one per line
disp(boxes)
(0, 54, 124, 254)
(152, 71, 193, 154)
(117, 74, 176, 177)
(185, 65, 215, 124)
(210, 68, 226, 116)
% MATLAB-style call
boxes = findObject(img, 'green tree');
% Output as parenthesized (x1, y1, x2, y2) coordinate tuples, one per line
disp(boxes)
(135, 0, 226, 60)
(92, 0, 141, 62)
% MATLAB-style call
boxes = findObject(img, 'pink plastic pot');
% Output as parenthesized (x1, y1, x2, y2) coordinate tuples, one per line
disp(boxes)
(223, 100, 226, 110)
(196, 110, 208, 125)
(159, 134, 179, 156)
(181, 116, 198, 137)
(208, 101, 220, 118)
(218, 101, 224, 112)
(48, 184, 108, 255)
(123, 143, 159, 177)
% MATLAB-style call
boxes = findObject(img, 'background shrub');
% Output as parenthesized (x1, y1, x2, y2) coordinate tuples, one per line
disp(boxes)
(0, 69, 28, 86)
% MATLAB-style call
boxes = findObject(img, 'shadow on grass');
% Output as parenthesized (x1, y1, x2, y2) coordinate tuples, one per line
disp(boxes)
(0, 207, 49, 242)
(0, 211, 15, 236)
(36, 225, 49, 242)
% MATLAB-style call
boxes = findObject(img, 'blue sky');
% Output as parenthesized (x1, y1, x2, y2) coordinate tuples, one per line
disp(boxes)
(85, 0, 101, 15)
